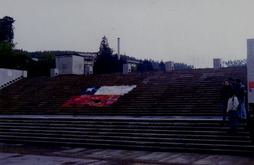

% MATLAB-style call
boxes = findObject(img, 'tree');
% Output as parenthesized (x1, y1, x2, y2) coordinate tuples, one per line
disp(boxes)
(137, 60, 154, 72)
(0, 16, 55, 77)
(12, 50, 33, 70)
(98, 36, 113, 56)
(37, 52, 55, 76)
(0, 16, 15, 43)
(94, 36, 120, 74)
(159, 61, 165, 71)
(0, 16, 17, 69)
(222, 59, 246, 67)
(174, 63, 194, 70)
(0, 41, 15, 68)
(0, 42, 34, 72)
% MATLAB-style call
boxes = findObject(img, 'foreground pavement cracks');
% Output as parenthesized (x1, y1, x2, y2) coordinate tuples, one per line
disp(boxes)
(1, 143, 254, 165)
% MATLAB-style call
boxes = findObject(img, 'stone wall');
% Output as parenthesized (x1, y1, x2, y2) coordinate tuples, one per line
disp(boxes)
(0, 68, 27, 89)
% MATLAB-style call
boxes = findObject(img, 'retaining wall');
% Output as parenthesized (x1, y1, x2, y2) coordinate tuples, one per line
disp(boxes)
(0, 68, 27, 90)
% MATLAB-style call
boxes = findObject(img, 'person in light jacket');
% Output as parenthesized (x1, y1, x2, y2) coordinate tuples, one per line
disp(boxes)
(227, 90, 239, 134)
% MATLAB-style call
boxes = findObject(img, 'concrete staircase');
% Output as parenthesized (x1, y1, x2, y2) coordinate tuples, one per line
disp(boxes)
(1, 68, 244, 116)
(0, 67, 252, 155)
(0, 116, 253, 155)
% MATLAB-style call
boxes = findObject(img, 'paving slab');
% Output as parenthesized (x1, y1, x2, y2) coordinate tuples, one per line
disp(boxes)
(0, 153, 20, 159)
(0, 154, 106, 165)
(1, 143, 254, 165)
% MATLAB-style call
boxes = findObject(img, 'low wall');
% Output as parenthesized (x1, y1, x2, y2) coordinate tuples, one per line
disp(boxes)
(0, 68, 27, 89)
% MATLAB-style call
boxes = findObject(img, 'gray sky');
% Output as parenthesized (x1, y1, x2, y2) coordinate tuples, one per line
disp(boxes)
(1, 0, 254, 68)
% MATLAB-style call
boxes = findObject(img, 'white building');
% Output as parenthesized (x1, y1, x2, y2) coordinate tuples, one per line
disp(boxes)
(55, 54, 85, 75)
(123, 60, 140, 74)
(165, 61, 174, 72)
(52, 52, 97, 76)
(79, 52, 97, 75)
(213, 58, 222, 70)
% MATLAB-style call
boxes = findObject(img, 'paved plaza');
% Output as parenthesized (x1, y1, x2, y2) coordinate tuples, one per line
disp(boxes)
(1, 143, 254, 165)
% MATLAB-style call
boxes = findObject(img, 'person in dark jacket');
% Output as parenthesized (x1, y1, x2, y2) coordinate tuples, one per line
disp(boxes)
(234, 79, 246, 120)
(220, 80, 233, 125)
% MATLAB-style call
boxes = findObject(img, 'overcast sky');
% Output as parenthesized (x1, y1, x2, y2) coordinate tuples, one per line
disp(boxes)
(1, 0, 254, 68)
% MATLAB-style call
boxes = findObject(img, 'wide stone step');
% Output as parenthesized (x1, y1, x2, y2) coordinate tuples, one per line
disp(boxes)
(0, 127, 251, 142)
(1, 137, 252, 155)
(0, 116, 253, 155)
(0, 111, 222, 116)
(0, 117, 245, 126)
(0, 132, 252, 147)
(0, 128, 250, 142)
(0, 121, 247, 131)
(1, 135, 253, 155)
(0, 125, 249, 137)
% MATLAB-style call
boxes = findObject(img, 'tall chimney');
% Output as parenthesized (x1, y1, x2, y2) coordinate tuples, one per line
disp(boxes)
(117, 37, 120, 60)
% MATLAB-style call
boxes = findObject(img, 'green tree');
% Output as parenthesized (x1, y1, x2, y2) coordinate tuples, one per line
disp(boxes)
(159, 60, 165, 71)
(0, 16, 49, 77)
(137, 60, 154, 72)
(37, 51, 55, 76)
(98, 36, 113, 56)
(94, 36, 120, 74)
(174, 63, 194, 70)
(222, 59, 246, 67)
(13, 50, 33, 70)
(0, 41, 15, 68)
(0, 42, 34, 72)
(0, 16, 15, 43)
(0, 16, 18, 69)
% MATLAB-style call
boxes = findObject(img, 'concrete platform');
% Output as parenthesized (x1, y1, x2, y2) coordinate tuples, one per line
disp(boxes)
(1, 143, 254, 165)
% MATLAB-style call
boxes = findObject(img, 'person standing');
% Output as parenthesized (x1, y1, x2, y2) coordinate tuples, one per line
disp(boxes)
(227, 91, 239, 134)
(234, 79, 247, 120)
(220, 80, 233, 125)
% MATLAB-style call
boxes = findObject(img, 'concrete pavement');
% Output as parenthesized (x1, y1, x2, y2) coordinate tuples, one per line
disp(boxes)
(1, 143, 254, 165)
